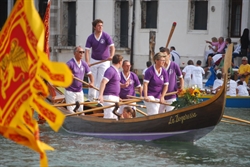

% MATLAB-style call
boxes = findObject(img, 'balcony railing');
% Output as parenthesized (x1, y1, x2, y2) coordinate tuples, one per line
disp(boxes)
(111, 35, 131, 48)
(53, 35, 76, 46)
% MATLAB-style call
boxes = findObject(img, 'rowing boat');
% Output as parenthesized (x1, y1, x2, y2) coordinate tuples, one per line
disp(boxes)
(47, 74, 227, 142)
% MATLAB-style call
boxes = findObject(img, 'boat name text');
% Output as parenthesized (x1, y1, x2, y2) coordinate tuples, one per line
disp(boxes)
(168, 113, 197, 124)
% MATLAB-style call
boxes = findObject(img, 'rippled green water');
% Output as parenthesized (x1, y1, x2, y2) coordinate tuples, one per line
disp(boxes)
(0, 108, 249, 167)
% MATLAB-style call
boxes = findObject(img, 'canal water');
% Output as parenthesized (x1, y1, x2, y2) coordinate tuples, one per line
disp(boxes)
(0, 108, 249, 167)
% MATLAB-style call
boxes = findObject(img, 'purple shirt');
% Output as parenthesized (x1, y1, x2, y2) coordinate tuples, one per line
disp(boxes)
(85, 31, 114, 60)
(144, 65, 169, 99)
(120, 72, 141, 99)
(66, 58, 91, 92)
(165, 61, 182, 100)
(103, 66, 121, 96)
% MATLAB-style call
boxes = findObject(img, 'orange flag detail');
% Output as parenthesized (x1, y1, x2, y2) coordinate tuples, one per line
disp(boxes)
(0, 0, 73, 166)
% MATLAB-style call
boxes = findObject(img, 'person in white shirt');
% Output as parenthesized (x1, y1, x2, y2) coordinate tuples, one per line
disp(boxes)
(170, 46, 180, 66)
(236, 81, 249, 96)
(182, 60, 195, 88)
(236, 75, 247, 87)
(226, 76, 237, 96)
(142, 61, 152, 79)
(212, 73, 223, 94)
(191, 60, 205, 89)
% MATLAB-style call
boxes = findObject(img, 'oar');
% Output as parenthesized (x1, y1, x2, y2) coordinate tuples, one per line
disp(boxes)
(52, 101, 98, 107)
(73, 76, 99, 91)
(165, 91, 178, 97)
(165, 22, 177, 48)
(89, 59, 110, 67)
(223, 115, 250, 125)
(66, 99, 141, 117)
(221, 119, 250, 127)
(127, 95, 171, 105)
(136, 108, 148, 116)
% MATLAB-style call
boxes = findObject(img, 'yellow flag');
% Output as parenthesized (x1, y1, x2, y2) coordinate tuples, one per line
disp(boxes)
(0, 0, 73, 166)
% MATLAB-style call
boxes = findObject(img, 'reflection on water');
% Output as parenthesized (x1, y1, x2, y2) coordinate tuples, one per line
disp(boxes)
(0, 108, 249, 167)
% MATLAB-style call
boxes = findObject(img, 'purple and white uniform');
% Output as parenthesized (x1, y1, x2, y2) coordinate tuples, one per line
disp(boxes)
(119, 71, 141, 114)
(120, 71, 141, 99)
(159, 61, 183, 113)
(65, 58, 91, 113)
(85, 31, 115, 100)
(103, 65, 121, 119)
(144, 65, 169, 115)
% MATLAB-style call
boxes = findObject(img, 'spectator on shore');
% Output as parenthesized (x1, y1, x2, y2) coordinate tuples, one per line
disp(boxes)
(236, 81, 249, 96)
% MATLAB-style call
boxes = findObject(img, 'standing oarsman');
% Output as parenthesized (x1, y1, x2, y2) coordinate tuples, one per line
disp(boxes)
(85, 19, 115, 101)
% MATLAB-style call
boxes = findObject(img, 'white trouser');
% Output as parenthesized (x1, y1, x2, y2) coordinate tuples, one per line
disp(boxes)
(65, 90, 84, 113)
(103, 95, 119, 119)
(118, 103, 136, 115)
(184, 77, 191, 88)
(88, 58, 110, 100)
(143, 96, 160, 115)
(159, 98, 176, 113)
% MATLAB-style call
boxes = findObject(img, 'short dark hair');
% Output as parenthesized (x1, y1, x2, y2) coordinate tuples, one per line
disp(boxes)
(226, 38, 232, 44)
(146, 61, 152, 67)
(217, 73, 222, 79)
(159, 47, 166, 52)
(122, 60, 130, 66)
(112, 54, 123, 64)
(237, 80, 243, 85)
(159, 47, 170, 54)
(196, 60, 202, 65)
(187, 60, 194, 65)
(92, 19, 103, 27)
(170, 46, 176, 50)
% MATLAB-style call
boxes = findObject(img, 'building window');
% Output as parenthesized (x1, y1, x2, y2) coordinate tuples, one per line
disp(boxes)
(38, 0, 48, 19)
(114, 0, 129, 48)
(141, 0, 158, 29)
(229, 0, 242, 37)
(189, 0, 208, 30)
(0, 0, 8, 31)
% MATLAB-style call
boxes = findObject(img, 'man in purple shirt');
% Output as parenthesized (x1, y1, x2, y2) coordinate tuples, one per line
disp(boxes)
(98, 54, 123, 119)
(85, 19, 115, 101)
(119, 60, 142, 114)
(65, 46, 94, 114)
(159, 47, 184, 113)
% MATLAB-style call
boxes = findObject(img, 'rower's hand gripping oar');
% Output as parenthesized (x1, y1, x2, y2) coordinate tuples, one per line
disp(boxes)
(73, 76, 99, 91)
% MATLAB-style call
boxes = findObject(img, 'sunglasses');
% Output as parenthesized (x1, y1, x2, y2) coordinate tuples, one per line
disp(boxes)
(78, 51, 84, 54)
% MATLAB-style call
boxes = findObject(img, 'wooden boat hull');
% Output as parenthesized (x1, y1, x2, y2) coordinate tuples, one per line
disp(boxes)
(59, 83, 226, 142)
(199, 95, 250, 108)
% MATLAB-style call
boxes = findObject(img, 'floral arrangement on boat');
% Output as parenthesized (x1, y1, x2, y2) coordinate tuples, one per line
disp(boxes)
(172, 86, 203, 109)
